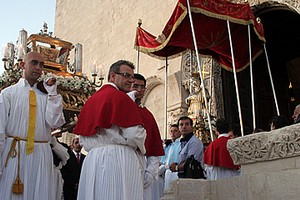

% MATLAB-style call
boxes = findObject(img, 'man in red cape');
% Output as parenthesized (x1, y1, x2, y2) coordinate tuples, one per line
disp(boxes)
(128, 73, 164, 200)
(73, 60, 147, 200)
(204, 118, 240, 180)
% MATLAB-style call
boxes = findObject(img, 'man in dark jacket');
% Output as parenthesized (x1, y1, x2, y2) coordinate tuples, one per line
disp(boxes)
(61, 137, 85, 200)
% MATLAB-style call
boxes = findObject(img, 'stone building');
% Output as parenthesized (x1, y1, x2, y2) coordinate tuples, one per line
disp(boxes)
(54, 0, 300, 140)
(54, 1, 300, 199)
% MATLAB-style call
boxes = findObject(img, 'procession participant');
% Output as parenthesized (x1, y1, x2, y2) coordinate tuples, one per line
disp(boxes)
(204, 118, 240, 180)
(0, 51, 65, 199)
(169, 116, 204, 176)
(74, 60, 147, 200)
(270, 115, 289, 130)
(50, 135, 70, 200)
(160, 124, 182, 192)
(129, 73, 164, 200)
(61, 137, 85, 200)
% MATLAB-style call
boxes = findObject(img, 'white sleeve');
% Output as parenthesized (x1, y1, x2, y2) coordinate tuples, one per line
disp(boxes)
(144, 156, 160, 188)
(126, 91, 137, 102)
(120, 125, 146, 154)
(0, 93, 8, 153)
(45, 94, 66, 128)
(0, 133, 5, 154)
(0, 155, 2, 178)
(79, 135, 98, 152)
(50, 137, 70, 166)
(159, 164, 168, 176)
(0, 92, 9, 177)
(146, 156, 160, 179)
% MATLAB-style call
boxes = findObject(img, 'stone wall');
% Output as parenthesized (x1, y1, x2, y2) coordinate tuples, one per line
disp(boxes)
(55, 0, 183, 137)
(54, 0, 300, 199)
(54, 0, 300, 138)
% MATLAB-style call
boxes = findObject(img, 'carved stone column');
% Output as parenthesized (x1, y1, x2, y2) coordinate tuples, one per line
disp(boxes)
(169, 107, 188, 125)
(181, 50, 224, 120)
(211, 61, 224, 118)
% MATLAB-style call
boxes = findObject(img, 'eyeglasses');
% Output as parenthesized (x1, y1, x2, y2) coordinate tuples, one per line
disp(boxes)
(132, 84, 146, 90)
(114, 72, 135, 79)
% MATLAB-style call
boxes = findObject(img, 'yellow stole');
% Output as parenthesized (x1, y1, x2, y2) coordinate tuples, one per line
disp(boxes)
(26, 90, 36, 154)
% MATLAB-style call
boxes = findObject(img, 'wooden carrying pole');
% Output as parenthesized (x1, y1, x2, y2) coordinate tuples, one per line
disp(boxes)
(227, 20, 244, 137)
(248, 25, 256, 131)
(164, 58, 168, 139)
(264, 44, 280, 115)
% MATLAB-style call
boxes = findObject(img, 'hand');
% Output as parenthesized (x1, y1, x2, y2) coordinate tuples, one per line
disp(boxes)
(169, 162, 177, 172)
(46, 78, 56, 86)
(43, 77, 57, 95)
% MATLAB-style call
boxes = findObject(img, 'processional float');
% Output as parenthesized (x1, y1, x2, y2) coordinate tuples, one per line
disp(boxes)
(135, 0, 279, 140)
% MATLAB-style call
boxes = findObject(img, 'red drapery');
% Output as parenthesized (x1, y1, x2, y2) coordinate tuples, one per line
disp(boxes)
(134, 0, 265, 72)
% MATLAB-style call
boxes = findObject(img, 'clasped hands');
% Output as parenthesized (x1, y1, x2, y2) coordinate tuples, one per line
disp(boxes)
(169, 162, 178, 172)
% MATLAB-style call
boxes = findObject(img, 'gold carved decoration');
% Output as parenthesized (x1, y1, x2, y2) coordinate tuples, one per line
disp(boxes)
(59, 89, 89, 112)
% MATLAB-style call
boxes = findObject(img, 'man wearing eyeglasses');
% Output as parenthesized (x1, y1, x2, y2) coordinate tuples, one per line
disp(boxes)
(129, 73, 164, 200)
(74, 60, 147, 200)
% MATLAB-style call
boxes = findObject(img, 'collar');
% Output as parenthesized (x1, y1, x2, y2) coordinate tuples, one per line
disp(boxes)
(18, 78, 37, 88)
(218, 133, 229, 139)
(106, 82, 119, 90)
(180, 132, 194, 143)
(73, 150, 80, 155)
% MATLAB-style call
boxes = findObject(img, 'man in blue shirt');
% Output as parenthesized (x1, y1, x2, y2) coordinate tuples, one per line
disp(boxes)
(169, 116, 204, 173)
(159, 124, 182, 192)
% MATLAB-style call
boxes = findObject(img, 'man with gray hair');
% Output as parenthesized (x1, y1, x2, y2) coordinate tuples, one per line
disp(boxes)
(74, 60, 147, 200)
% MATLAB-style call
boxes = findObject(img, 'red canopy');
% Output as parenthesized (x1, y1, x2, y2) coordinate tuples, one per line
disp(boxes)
(134, 0, 265, 72)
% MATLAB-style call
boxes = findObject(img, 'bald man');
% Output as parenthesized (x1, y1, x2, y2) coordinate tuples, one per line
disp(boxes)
(0, 52, 65, 199)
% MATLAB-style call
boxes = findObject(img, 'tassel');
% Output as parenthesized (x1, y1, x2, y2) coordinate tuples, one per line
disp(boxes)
(12, 176, 24, 194)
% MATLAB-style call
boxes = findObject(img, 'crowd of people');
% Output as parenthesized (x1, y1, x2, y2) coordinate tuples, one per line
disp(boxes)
(0, 51, 298, 200)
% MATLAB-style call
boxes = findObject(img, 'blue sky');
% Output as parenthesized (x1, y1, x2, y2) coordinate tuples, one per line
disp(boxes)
(0, 0, 56, 74)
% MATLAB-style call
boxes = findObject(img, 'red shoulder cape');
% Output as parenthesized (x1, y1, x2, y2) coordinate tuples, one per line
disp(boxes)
(204, 136, 240, 169)
(73, 84, 144, 136)
(139, 107, 164, 156)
